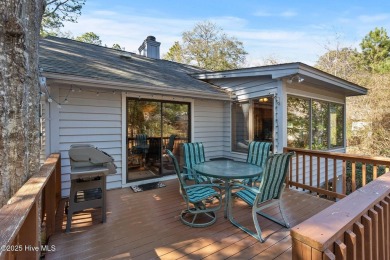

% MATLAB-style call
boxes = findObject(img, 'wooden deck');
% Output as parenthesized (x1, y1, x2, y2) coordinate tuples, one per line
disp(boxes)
(45, 179, 334, 259)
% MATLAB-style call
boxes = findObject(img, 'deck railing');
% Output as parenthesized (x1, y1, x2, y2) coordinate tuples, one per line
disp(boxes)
(291, 171, 390, 259)
(0, 153, 61, 259)
(283, 147, 390, 200)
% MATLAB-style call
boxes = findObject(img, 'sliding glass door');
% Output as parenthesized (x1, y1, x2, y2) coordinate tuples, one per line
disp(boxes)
(126, 98, 190, 182)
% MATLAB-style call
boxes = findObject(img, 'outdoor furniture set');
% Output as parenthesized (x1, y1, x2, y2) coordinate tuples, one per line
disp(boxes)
(166, 141, 294, 242)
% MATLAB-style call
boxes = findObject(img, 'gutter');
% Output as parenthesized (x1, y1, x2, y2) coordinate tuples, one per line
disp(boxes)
(42, 72, 232, 101)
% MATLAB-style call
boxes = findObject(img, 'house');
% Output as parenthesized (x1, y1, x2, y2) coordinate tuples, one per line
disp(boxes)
(39, 36, 367, 197)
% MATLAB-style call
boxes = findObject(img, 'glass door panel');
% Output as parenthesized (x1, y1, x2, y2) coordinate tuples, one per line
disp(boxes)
(127, 99, 190, 183)
(162, 102, 190, 175)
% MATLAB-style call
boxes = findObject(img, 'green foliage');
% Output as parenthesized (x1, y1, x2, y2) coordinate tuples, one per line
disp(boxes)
(345, 161, 387, 194)
(75, 32, 102, 45)
(41, 0, 86, 36)
(112, 44, 124, 50)
(315, 27, 390, 157)
(316, 47, 360, 79)
(164, 21, 247, 70)
(163, 42, 184, 63)
(360, 27, 390, 72)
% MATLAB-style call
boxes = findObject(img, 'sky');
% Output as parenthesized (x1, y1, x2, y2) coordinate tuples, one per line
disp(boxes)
(61, 0, 390, 66)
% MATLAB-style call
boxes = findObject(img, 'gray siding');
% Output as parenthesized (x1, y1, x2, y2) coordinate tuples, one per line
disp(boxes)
(56, 87, 122, 197)
(193, 99, 226, 158)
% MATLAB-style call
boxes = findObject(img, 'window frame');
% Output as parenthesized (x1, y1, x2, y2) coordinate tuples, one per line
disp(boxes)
(287, 95, 345, 150)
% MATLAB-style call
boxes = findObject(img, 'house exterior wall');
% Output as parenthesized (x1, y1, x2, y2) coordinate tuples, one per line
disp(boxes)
(47, 84, 229, 196)
(193, 99, 226, 158)
(47, 85, 123, 197)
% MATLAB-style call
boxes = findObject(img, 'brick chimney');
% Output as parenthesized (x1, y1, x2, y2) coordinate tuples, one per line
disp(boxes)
(138, 36, 161, 59)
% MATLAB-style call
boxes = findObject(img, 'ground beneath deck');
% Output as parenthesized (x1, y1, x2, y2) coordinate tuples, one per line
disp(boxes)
(45, 179, 333, 259)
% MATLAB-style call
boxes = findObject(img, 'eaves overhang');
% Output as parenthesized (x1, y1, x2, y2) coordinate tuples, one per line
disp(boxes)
(43, 72, 232, 101)
(192, 62, 368, 97)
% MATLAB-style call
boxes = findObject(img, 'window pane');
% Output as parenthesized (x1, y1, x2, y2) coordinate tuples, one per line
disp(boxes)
(312, 100, 329, 150)
(287, 97, 310, 148)
(253, 96, 273, 142)
(232, 102, 250, 152)
(330, 103, 344, 148)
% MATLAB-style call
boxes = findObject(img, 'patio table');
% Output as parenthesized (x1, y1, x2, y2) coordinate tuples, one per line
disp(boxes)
(193, 160, 263, 218)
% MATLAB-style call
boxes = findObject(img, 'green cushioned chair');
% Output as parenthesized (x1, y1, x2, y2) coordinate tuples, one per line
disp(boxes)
(228, 152, 294, 242)
(244, 141, 272, 185)
(166, 149, 222, 227)
(182, 142, 210, 184)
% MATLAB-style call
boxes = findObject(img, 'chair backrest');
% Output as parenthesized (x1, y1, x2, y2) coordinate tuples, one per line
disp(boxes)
(166, 149, 186, 188)
(258, 152, 294, 202)
(166, 134, 177, 151)
(247, 141, 272, 168)
(135, 134, 148, 146)
(182, 142, 205, 177)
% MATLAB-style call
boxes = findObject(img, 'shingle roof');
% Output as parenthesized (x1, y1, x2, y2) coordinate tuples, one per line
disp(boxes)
(39, 36, 226, 96)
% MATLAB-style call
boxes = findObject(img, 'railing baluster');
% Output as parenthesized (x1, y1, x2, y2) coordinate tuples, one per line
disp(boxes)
(342, 160, 346, 195)
(375, 204, 385, 260)
(352, 162, 356, 192)
(353, 222, 365, 259)
(385, 196, 390, 260)
(362, 214, 373, 260)
(317, 156, 320, 190)
(373, 164, 378, 180)
(325, 158, 329, 192)
(309, 155, 313, 194)
(333, 158, 337, 193)
(302, 154, 306, 190)
(345, 230, 356, 260)
(362, 163, 367, 186)
(296, 153, 299, 189)
(369, 209, 379, 260)
(334, 240, 347, 259)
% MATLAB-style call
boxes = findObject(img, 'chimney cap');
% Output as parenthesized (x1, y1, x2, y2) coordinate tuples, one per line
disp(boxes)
(146, 36, 156, 41)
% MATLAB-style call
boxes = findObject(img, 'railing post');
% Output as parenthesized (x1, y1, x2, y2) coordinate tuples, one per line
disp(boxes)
(44, 172, 56, 240)
(17, 201, 40, 259)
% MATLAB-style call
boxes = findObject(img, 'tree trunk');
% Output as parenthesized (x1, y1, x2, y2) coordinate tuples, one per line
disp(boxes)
(0, 1, 45, 207)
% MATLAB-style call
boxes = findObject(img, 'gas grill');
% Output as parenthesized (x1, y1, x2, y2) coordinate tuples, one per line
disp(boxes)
(66, 144, 116, 232)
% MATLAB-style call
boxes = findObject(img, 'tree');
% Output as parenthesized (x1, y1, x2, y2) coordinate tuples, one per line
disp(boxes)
(0, 0, 45, 207)
(164, 41, 184, 63)
(75, 32, 102, 45)
(360, 27, 390, 73)
(42, 0, 86, 35)
(316, 47, 360, 79)
(164, 21, 247, 70)
(112, 43, 125, 50)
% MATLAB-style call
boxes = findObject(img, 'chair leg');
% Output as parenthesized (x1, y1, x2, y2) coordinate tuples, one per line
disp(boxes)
(180, 209, 217, 228)
(255, 201, 290, 228)
(227, 191, 264, 242)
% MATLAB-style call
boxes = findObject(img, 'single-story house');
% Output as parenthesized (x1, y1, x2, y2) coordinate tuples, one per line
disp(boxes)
(39, 36, 367, 197)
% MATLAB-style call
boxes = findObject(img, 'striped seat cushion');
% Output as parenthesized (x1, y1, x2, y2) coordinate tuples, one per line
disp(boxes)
(235, 189, 256, 206)
(186, 186, 219, 203)
(186, 174, 209, 184)
(183, 142, 208, 182)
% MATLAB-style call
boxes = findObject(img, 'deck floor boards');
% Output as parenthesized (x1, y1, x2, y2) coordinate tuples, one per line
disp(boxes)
(45, 179, 333, 259)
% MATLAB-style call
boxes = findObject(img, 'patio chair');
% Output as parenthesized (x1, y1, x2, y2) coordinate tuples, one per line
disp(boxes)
(166, 149, 222, 227)
(163, 134, 177, 162)
(166, 134, 177, 152)
(228, 152, 294, 242)
(245, 141, 272, 184)
(182, 142, 210, 183)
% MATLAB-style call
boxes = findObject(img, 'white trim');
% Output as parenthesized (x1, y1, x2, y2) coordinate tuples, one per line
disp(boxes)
(121, 92, 127, 187)
(121, 92, 194, 186)
(49, 87, 60, 153)
(122, 174, 178, 188)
